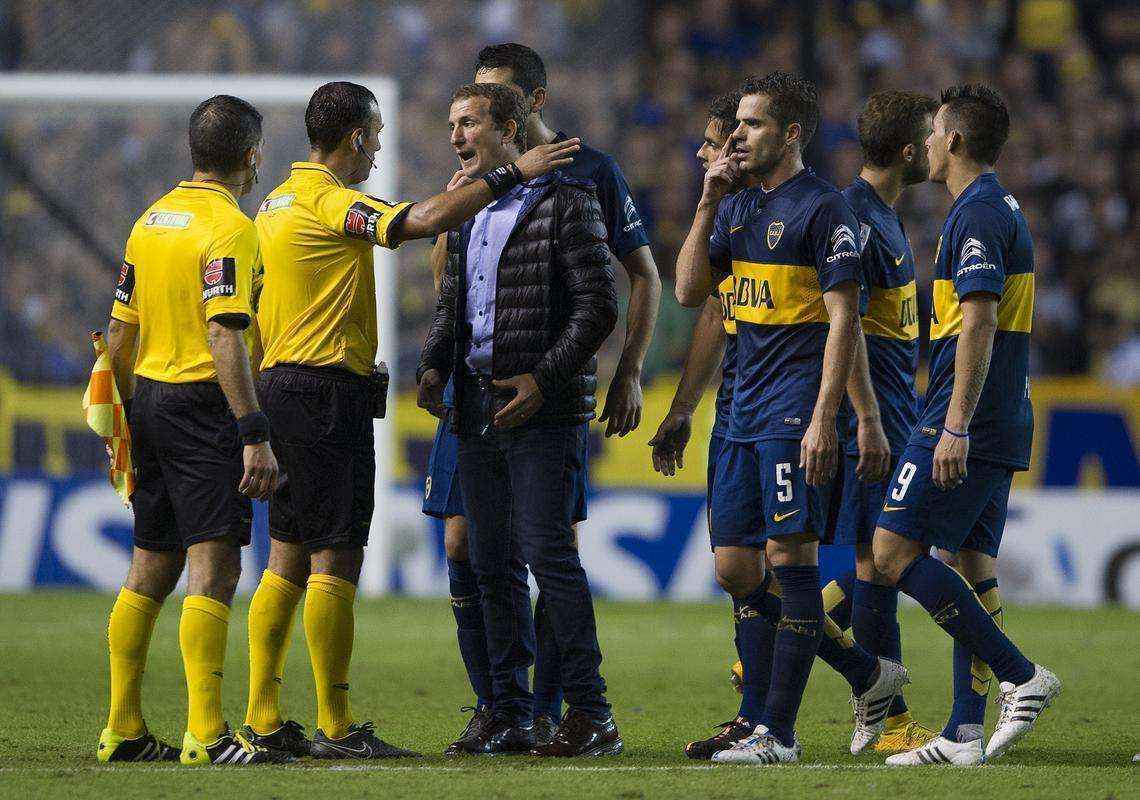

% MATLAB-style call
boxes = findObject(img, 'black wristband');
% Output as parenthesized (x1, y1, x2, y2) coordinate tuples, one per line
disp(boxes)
(483, 163, 522, 199)
(237, 411, 270, 445)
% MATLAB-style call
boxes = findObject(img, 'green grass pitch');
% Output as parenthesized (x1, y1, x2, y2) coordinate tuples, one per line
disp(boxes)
(0, 592, 1135, 799)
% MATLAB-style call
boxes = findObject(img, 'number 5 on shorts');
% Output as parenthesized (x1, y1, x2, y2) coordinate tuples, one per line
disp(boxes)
(891, 461, 916, 501)
(776, 462, 793, 502)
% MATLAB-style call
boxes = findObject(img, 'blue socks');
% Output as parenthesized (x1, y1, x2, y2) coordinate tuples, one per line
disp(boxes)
(532, 591, 564, 721)
(815, 612, 878, 696)
(898, 556, 1033, 686)
(852, 578, 907, 716)
(760, 565, 823, 747)
(733, 574, 780, 724)
(943, 577, 1002, 741)
(447, 558, 493, 708)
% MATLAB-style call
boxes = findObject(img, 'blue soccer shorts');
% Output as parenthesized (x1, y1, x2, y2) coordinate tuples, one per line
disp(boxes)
(875, 443, 1014, 557)
(831, 454, 897, 546)
(709, 438, 833, 549)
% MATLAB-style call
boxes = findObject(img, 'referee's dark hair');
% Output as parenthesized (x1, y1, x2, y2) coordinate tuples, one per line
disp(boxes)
(707, 91, 742, 138)
(738, 71, 820, 148)
(940, 84, 1010, 166)
(858, 90, 938, 168)
(475, 43, 547, 95)
(306, 81, 377, 153)
(189, 95, 263, 174)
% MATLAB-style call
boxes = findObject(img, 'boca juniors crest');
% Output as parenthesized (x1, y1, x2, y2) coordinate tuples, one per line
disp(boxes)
(767, 220, 784, 249)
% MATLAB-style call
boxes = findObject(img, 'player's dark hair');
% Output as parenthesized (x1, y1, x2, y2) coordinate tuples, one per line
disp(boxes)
(939, 84, 1010, 166)
(305, 81, 377, 153)
(475, 43, 547, 95)
(707, 91, 742, 139)
(857, 90, 938, 168)
(738, 71, 820, 148)
(188, 95, 262, 174)
(451, 83, 529, 151)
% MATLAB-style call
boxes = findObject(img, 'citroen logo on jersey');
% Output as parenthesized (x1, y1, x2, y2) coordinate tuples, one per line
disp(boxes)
(831, 225, 858, 254)
(960, 237, 986, 265)
(767, 220, 784, 249)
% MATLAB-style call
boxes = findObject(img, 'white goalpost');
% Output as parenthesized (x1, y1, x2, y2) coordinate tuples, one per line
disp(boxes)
(0, 73, 400, 594)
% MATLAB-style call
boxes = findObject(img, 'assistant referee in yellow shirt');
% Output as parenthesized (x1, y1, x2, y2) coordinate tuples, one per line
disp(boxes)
(99, 95, 288, 766)
(240, 81, 579, 759)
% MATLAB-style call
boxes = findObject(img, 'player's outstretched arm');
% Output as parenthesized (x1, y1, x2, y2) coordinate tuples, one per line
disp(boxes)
(390, 139, 580, 246)
(207, 318, 278, 500)
(106, 317, 138, 403)
(846, 327, 890, 481)
(933, 293, 998, 490)
(802, 282, 859, 486)
(649, 297, 726, 476)
(600, 245, 661, 437)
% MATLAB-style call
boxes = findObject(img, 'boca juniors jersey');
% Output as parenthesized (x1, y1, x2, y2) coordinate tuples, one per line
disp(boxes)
(711, 271, 737, 438)
(839, 176, 920, 457)
(709, 168, 862, 442)
(914, 172, 1034, 470)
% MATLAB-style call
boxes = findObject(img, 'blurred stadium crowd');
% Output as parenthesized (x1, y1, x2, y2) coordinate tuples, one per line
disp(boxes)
(1, 0, 1138, 387)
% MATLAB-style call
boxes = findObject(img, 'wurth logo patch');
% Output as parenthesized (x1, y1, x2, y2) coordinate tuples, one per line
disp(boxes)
(115, 261, 135, 304)
(344, 202, 379, 242)
(201, 257, 237, 301)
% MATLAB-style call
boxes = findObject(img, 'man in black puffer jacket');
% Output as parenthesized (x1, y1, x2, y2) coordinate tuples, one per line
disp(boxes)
(418, 83, 621, 757)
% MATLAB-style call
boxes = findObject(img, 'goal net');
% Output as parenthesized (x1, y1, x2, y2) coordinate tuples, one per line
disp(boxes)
(0, 73, 400, 594)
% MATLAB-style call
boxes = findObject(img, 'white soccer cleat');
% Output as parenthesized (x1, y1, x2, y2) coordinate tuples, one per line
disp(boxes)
(849, 657, 910, 755)
(984, 664, 1062, 762)
(711, 724, 801, 765)
(885, 735, 983, 766)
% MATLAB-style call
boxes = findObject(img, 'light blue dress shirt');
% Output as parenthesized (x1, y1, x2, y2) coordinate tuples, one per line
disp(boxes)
(465, 184, 527, 373)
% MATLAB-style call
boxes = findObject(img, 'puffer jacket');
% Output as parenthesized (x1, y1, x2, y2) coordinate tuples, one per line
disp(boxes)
(417, 172, 618, 430)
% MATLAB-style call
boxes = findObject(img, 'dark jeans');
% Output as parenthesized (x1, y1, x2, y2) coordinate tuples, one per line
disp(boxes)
(456, 381, 610, 722)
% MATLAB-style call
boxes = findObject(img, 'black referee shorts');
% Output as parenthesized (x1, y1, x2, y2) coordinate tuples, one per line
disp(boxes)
(261, 364, 375, 551)
(130, 377, 252, 551)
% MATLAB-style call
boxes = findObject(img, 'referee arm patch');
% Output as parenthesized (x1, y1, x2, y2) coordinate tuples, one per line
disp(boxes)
(115, 260, 136, 305)
(344, 201, 382, 243)
(202, 257, 237, 301)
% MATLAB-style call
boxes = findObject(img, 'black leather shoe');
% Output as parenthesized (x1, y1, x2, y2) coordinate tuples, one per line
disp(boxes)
(455, 714, 535, 755)
(443, 705, 494, 756)
(531, 709, 622, 757)
(533, 714, 559, 747)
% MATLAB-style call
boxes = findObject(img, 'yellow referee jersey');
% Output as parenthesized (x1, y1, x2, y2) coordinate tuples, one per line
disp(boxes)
(255, 162, 413, 376)
(111, 181, 261, 383)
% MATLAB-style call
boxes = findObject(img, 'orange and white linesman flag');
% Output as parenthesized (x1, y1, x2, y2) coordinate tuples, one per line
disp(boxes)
(83, 331, 135, 504)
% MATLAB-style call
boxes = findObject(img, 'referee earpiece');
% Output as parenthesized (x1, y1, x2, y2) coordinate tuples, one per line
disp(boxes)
(355, 132, 375, 168)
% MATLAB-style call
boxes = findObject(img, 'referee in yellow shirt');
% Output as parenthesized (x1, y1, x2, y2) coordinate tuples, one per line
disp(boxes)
(98, 95, 288, 766)
(241, 81, 579, 759)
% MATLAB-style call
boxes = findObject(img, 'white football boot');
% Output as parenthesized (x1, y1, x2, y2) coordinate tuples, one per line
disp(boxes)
(885, 735, 984, 766)
(849, 657, 910, 755)
(984, 664, 1062, 762)
(711, 724, 801, 765)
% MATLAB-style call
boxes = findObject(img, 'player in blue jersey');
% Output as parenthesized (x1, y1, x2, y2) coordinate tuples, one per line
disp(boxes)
(424, 43, 662, 753)
(872, 85, 1061, 766)
(674, 72, 909, 765)
(829, 90, 943, 754)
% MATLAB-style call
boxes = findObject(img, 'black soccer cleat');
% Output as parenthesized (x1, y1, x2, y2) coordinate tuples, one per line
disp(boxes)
(97, 728, 180, 763)
(533, 713, 560, 748)
(310, 722, 422, 759)
(684, 716, 754, 760)
(238, 720, 312, 758)
(181, 724, 294, 765)
(444, 705, 495, 756)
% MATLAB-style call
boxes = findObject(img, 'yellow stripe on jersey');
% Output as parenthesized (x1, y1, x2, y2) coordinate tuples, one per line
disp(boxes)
(717, 274, 737, 336)
(862, 280, 918, 341)
(731, 261, 827, 326)
(930, 273, 1034, 340)
(256, 162, 413, 376)
(111, 181, 259, 383)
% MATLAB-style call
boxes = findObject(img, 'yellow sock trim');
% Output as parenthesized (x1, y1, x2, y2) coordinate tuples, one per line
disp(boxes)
(824, 612, 855, 649)
(821, 580, 846, 616)
(970, 585, 1003, 696)
(180, 595, 231, 744)
(305, 573, 357, 738)
(245, 570, 305, 734)
(106, 588, 162, 738)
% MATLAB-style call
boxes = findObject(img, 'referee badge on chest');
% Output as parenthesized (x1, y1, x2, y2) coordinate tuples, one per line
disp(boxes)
(767, 220, 784, 250)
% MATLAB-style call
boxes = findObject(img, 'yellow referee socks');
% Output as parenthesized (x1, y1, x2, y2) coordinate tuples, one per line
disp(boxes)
(106, 587, 162, 738)
(245, 569, 305, 734)
(180, 595, 230, 744)
(305, 573, 357, 739)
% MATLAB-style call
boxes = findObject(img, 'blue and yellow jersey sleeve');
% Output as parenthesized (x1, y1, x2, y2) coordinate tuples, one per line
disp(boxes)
(593, 154, 649, 258)
(804, 191, 862, 292)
